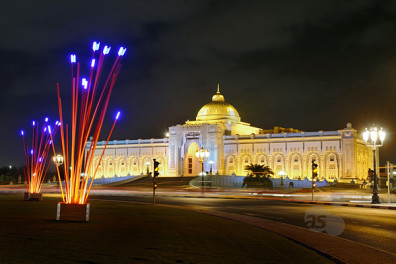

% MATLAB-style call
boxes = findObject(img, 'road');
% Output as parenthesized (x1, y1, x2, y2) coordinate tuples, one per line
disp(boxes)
(2, 185, 395, 256)
(90, 192, 396, 256)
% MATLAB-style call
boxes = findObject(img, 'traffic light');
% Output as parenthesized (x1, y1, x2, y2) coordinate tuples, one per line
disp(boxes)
(153, 183, 158, 189)
(312, 161, 318, 179)
(153, 159, 160, 177)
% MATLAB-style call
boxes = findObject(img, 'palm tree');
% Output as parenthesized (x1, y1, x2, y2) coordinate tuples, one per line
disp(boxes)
(242, 163, 274, 189)
(244, 163, 274, 177)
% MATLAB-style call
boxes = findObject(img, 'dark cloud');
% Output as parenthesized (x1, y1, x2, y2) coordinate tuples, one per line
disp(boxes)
(2, 0, 396, 166)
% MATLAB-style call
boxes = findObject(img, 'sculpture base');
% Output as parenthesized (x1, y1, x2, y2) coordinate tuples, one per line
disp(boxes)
(24, 192, 43, 201)
(56, 202, 90, 222)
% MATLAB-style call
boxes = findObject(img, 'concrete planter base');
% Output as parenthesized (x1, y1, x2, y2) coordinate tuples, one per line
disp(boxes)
(24, 192, 43, 201)
(56, 202, 90, 222)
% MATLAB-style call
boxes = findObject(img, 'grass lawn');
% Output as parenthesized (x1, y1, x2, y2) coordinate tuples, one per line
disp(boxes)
(0, 194, 334, 264)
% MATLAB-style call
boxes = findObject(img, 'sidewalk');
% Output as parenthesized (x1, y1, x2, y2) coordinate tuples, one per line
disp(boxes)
(295, 200, 396, 210)
(199, 209, 396, 264)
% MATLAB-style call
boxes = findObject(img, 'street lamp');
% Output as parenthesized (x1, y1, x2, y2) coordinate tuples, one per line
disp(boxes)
(53, 155, 64, 185)
(208, 160, 214, 175)
(196, 147, 210, 192)
(363, 126, 385, 204)
(279, 170, 286, 187)
(53, 154, 64, 166)
(145, 161, 151, 175)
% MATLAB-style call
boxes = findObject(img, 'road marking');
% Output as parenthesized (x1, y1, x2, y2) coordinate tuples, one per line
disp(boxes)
(244, 213, 284, 220)
(244, 213, 258, 216)
(352, 221, 359, 224)
(372, 224, 381, 227)
(264, 215, 284, 220)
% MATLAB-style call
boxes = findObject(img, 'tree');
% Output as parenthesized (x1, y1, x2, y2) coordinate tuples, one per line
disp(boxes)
(242, 163, 274, 189)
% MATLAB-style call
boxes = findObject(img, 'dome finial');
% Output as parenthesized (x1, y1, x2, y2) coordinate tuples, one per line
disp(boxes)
(212, 84, 225, 102)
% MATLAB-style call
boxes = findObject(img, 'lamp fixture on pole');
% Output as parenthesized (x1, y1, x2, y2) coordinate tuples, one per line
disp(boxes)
(196, 147, 210, 193)
(363, 126, 385, 204)
(53, 154, 64, 166)
(208, 160, 214, 175)
(145, 161, 151, 175)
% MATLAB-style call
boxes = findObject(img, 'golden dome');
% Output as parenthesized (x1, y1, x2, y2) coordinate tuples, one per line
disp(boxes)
(196, 85, 241, 123)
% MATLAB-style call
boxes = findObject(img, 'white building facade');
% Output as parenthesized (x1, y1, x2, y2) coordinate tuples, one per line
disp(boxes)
(87, 87, 373, 181)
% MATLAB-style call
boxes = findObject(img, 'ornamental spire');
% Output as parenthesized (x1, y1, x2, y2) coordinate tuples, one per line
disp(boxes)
(212, 83, 225, 102)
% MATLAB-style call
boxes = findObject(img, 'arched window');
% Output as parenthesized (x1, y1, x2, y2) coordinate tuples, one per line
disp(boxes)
(290, 155, 301, 179)
(241, 155, 251, 175)
(118, 158, 127, 177)
(226, 156, 236, 175)
(327, 154, 338, 179)
(130, 158, 139, 175)
(273, 155, 284, 175)
(106, 158, 115, 178)
(92, 158, 103, 179)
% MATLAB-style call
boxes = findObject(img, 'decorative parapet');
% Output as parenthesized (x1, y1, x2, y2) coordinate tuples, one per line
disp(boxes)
(86, 130, 342, 147)
(223, 130, 341, 141)
(87, 137, 169, 148)
(182, 123, 204, 128)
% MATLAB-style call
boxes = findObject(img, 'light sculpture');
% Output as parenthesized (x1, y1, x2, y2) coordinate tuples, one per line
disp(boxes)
(20, 118, 60, 199)
(51, 41, 126, 213)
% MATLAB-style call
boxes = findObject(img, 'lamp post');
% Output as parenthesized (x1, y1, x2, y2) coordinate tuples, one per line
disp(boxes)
(208, 160, 214, 175)
(53, 155, 64, 186)
(53, 154, 64, 166)
(145, 161, 151, 175)
(279, 170, 286, 188)
(196, 147, 210, 193)
(363, 126, 385, 204)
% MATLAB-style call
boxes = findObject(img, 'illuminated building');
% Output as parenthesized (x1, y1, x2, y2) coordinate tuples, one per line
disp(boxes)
(88, 85, 373, 181)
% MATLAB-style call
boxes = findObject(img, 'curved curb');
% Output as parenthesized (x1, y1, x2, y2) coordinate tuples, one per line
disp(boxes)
(295, 200, 396, 210)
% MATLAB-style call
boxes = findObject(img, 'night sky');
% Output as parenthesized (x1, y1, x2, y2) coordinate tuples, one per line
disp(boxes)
(2, 0, 396, 167)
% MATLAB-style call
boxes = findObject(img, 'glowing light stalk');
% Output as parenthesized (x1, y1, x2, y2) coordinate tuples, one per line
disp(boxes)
(92, 42, 100, 51)
(103, 46, 111, 55)
(82, 78, 88, 90)
(70, 54, 76, 63)
(118, 47, 127, 56)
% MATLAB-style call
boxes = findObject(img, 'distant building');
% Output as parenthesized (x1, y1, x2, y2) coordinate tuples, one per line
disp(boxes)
(86, 85, 373, 181)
